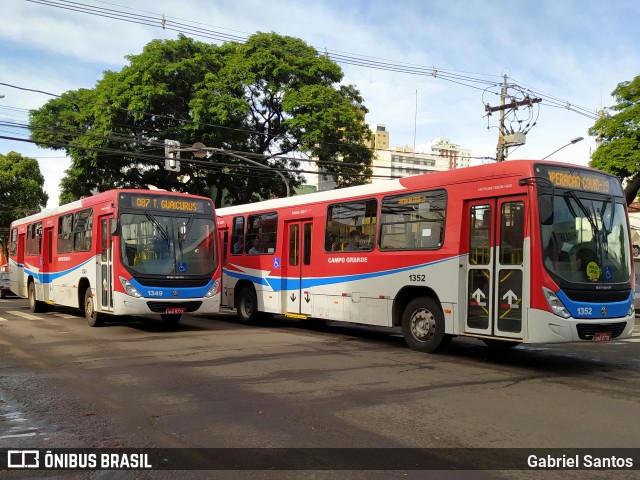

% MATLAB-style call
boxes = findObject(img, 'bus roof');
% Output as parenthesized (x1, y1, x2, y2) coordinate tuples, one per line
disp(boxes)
(9, 188, 211, 227)
(217, 159, 602, 216)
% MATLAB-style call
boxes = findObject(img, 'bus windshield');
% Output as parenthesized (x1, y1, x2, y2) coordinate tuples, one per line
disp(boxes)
(540, 191, 631, 284)
(120, 213, 216, 276)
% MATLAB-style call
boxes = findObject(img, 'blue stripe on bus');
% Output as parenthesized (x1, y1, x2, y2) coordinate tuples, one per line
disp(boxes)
(223, 256, 459, 292)
(556, 289, 632, 319)
(24, 258, 94, 284)
(128, 278, 214, 299)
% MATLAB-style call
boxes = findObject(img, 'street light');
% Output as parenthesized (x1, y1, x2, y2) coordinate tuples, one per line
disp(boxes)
(167, 141, 290, 197)
(541, 136, 584, 160)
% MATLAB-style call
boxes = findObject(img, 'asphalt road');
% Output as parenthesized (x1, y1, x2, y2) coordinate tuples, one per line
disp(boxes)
(1, 295, 639, 480)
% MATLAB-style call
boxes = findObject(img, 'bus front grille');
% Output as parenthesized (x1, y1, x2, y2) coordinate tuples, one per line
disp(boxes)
(576, 322, 627, 340)
(146, 301, 203, 313)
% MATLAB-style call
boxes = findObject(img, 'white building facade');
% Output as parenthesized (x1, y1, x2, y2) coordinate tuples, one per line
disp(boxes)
(313, 124, 472, 191)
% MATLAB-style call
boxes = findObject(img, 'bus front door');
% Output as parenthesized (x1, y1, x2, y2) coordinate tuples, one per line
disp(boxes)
(465, 197, 526, 340)
(97, 216, 114, 314)
(283, 220, 313, 317)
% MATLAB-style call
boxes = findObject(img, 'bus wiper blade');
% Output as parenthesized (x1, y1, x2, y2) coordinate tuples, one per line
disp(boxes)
(179, 214, 195, 245)
(145, 211, 169, 240)
(608, 195, 615, 232)
(567, 190, 598, 234)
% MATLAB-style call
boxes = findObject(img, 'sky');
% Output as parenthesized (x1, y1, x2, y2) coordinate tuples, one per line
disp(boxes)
(1, 0, 639, 208)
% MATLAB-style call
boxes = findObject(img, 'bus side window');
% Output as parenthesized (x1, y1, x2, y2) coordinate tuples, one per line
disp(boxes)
(9, 228, 18, 256)
(57, 213, 74, 254)
(380, 189, 447, 250)
(325, 199, 377, 253)
(231, 216, 245, 255)
(246, 212, 277, 255)
(73, 209, 93, 252)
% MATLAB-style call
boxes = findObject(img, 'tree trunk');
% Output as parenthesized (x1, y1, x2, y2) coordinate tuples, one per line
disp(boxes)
(623, 173, 640, 205)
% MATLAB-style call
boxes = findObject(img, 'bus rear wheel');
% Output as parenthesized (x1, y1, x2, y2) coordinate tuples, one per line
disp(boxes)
(160, 314, 182, 325)
(236, 287, 258, 323)
(402, 297, 450, 353)
(84, 289, 105, 327)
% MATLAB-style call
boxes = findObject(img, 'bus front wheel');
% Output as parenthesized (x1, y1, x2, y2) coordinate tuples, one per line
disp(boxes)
(402, 297, 450, 353)
(236, 287, 258, 323)
(28, 282, 45, 313)
(84, 289, 105, 327)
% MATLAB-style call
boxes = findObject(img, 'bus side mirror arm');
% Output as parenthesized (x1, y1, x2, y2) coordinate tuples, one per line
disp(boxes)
(519, 176, 555, 225)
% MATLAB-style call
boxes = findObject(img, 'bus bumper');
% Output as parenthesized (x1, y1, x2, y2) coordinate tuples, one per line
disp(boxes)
(527, 308, 635, 343)
(112, 291, 221, 316)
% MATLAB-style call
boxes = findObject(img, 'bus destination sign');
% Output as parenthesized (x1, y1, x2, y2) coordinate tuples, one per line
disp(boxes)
(123, 194, 211, 214)
(535, 164, 622, 196)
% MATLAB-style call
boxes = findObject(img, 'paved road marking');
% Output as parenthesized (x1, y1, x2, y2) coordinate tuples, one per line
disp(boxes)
(8, 311, 40, 320)
(50, 313, 80, 319)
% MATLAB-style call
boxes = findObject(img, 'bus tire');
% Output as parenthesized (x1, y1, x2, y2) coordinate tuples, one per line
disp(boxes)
(161, 314, 182, 325)
(401, 297, 450, 353)
(84, 289, 105, 327)
(28, 282, 46, 313)
(236, 287, 258, 323)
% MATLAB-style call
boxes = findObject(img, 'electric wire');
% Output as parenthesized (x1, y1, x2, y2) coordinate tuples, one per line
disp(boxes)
(22, 0, 600, 119)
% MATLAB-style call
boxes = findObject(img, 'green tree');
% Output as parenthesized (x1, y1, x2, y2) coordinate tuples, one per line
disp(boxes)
(0, 151, 49, 231)
(30, 33, 372, 206)
(589, 74, 640, 205)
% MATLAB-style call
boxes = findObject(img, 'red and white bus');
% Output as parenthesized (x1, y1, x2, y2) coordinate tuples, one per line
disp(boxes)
(215, 160, 635, 352)
(8, 189, 221, 326)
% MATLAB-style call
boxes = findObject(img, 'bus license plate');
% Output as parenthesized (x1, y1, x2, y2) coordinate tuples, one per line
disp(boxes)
(166, 307, 185, 315)
(593, 332, 612, 342)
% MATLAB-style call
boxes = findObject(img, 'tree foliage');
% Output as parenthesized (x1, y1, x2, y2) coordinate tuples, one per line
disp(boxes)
(29, 33, 373, 206)
(0, 151, 48, 232)
(589, 74, 640, 205)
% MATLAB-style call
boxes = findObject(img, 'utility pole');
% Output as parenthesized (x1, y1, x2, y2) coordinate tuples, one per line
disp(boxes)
(485, 75, 542, 162)
(497, 75, 507, 162)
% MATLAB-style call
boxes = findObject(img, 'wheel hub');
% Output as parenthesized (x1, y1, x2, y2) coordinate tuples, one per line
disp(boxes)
(410, 308, 435, 341)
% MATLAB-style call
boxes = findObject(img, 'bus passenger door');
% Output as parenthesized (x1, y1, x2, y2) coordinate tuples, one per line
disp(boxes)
(98, 215, 114, 313)
(42, 227, 53, 303)
(217, 227, 231, 308)
(16, 233, 26, 297)
(464, 197, 526, 340)
(283, 220, 313, 317)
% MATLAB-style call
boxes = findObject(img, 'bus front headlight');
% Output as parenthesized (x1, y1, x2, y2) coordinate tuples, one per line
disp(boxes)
(119, 277, 142, 298)
(542, 287, 571, 318)
(205, 279, 220, 298)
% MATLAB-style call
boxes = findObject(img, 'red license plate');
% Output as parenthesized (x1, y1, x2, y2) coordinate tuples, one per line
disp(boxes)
(593, 331, 612, 342)
(166, 307, 185, 315)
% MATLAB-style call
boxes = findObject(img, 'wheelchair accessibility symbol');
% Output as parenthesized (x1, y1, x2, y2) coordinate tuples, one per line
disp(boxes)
(273, 257, 280, 269)
(178, 262, 187, 273)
